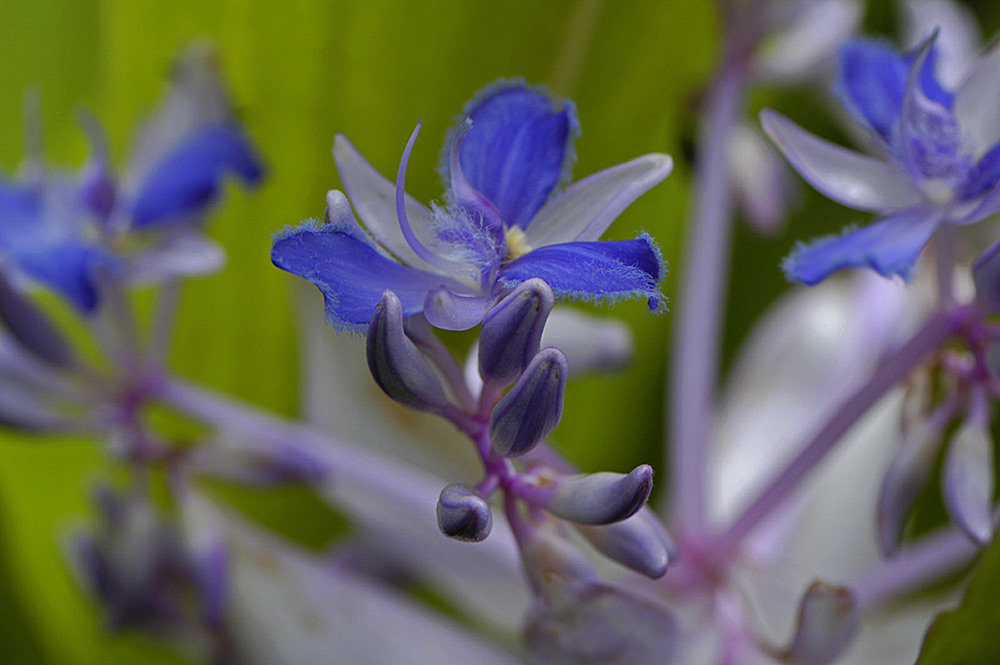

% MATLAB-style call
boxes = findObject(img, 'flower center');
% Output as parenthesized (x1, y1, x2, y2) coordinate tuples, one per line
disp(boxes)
(504, 226, 533, 261)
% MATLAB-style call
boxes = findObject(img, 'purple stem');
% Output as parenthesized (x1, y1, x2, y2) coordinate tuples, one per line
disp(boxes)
(667, 57, 748, 533)
(852, 526, 978, 611)
(720, 307, 960, 549)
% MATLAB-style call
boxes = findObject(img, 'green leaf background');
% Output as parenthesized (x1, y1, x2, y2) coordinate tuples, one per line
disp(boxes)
(0, 1, 997, 664)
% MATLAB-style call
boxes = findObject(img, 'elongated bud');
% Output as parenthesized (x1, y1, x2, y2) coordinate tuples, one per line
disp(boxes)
(436, 484, 493, 542)
(574, 509, 674, 578)
(943, 421, 995, 545)
(479, 279, 554, 386)
(973, 238, 1000, 315)
(877, 418, 944, 556)
(367, 291, 451, 412)
(770, 582, 858, 665)
(0, 272, 74, 367)
(489, 348, 567, 457)
(543, 465, 653, 525)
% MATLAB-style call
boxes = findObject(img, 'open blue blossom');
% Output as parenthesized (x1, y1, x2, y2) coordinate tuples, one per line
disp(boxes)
(762, 34, 1000, 284)
(271, 81, 671, 331)
(0, 46, 263, 313)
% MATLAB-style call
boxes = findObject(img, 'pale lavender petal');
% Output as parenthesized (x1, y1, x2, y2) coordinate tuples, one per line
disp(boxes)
(539, 308, 633, 376)
(877, 418, 944, 556)
(954, 39, 1000, 154)
(942, 422, 995, 545)
(524, 153, 673, 246)
(332, 133, 438, 272)
(901, 0, 981, 88)
(125, 230, 226, 283)
(761, 109, 923, 211)
(523, 577, 677, 665)
(423, 286, 494, 331)
(773, 582, 858, 665)
(753, 0, 862, 84)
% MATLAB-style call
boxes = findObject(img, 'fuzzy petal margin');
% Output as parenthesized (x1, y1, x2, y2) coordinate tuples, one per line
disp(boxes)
(271, 221, 464, 331)
(783, 208, 943, 284)
(499, 234, 665, 312)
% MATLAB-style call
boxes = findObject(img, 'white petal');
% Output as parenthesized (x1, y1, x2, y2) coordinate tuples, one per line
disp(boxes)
(728, 122, 799, 234)
(125, 230, 226, 283)
(754, 0, 863, 84)
(761, 109, 924, 211)
(524, 153, 673, 246)
(954, 39, 1000, 155)
(332, 133, 438, 271)
(942, 422, 995, 545)
(186, 497, 521, 665)
(540, 307, 634, 376)
(901, 0, 981, 88)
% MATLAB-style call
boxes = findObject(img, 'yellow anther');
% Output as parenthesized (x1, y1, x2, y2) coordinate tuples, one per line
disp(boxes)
(505, 226, 533, 260)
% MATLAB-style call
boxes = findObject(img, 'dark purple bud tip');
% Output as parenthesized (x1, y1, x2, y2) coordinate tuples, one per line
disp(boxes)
(545, 465, 654, 525)
(436, 484, 493, 542)
(575, 509, 673, 579)
(489, 347, 567, 457)
(479, 279, 555, 387)
(0, 272, 74, 367)
(367, 290, 451, 412)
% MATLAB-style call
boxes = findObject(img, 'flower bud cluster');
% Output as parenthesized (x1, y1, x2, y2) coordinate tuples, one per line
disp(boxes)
(364, 278, 675, 582)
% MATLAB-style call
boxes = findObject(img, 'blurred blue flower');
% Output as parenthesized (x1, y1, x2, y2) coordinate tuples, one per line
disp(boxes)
(271, 81, 671, 331)
(762, 34, 1000, 284)
(0, 46, 263, 313)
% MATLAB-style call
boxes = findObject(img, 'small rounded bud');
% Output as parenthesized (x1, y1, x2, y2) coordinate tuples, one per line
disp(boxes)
(436, 484, 493, 542)
(489, 348, 567, 457)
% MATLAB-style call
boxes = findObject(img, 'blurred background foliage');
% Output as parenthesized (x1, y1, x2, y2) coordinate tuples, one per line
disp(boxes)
(0, 1, 998, 663)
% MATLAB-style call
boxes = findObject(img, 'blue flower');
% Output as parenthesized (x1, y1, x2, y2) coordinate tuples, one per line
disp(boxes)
(762, 34, 1000, 284)
(0, 46, 263, 313)
(271, 81, 671, 331)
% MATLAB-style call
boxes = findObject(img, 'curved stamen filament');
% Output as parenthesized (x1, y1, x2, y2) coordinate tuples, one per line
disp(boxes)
(395, 122, 452, 270)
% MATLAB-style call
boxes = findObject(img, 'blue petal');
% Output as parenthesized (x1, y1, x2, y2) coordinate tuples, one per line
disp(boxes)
(271, 221, 465, 330)
(132, 124, 263, 227)
(499, 234, 664, 310)
(0, 181, 42, 247)
(14, 242, 117, 313)
(960, 141, 1000, 201)
(783, 208, 943, 284)
(838, 40, 952, 141)
(448, 81, 578, 230)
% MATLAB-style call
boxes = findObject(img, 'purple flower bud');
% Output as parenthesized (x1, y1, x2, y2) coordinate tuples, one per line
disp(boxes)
(436, 484, 493, 542)
(479, 279, 554, 386)
(877, 418, 944, 556)
(574, 509, 674, 579)
(543, 465, 653, 525)
(973, 238, 1000, 314)
(943, 421, 995, 545)
(194, 542, 229, 628)
(0, 272, 74, 367)
(366, 290, 452, 412)
(489, 348, 567, 457)
(770, 581, 858, 665)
